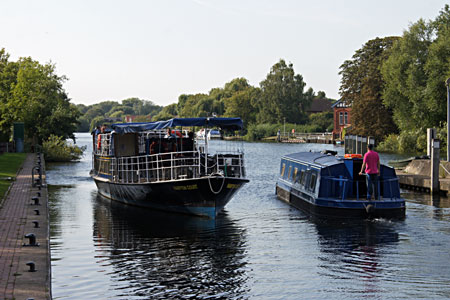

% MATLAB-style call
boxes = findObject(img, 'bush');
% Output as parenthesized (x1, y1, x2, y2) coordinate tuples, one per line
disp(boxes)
(245, 123, 279, 140)
(378, 130, 428, 154)
(43, 135, 86, 162)
(244, 122, 327, 141)
(377, 134, 400, 153)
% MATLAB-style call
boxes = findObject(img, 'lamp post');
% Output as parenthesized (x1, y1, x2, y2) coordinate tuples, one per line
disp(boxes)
(446, 78, 450, 162)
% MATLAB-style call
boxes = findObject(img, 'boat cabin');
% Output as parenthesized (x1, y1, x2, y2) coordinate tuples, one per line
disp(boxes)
(91, 118, 246, 184)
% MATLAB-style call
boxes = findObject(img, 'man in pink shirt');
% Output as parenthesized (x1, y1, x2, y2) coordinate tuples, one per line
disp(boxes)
(359, 144, 380, 200)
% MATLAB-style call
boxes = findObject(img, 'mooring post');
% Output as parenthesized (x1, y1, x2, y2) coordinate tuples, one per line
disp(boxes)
(431, 139, 440, 194)
(446, 77, 450, 162)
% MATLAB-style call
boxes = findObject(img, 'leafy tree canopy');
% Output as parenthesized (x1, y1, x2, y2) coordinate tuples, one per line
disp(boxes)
(381, 4, 450, 133)
(0, 50, 79, 143)
(339, 36, 399, 140)
(256, 59, 313, 124)
(78, 97, 163, 132)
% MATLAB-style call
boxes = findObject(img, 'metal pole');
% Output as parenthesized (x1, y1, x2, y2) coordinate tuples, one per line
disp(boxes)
(446, 78, 450, 162)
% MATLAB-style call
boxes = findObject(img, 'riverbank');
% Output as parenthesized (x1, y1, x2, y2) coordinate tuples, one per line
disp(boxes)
(397, 159, 450, 195)
(0, 153, 51, 300)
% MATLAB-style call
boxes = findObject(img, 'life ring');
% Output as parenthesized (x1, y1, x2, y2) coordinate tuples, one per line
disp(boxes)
(172, 130, 182, 137)
(97, 134, 102, 150)
(344, 154, 362, 159)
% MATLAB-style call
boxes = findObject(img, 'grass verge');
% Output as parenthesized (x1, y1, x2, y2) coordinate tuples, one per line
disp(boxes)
(0, 153, 27, 202)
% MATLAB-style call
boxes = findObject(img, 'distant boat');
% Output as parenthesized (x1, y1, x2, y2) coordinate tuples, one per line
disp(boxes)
(196, 128, 222, 140)
(388, 155, 429, 169)
(207, 129, 222, 140)
(276, 151, 405, 219)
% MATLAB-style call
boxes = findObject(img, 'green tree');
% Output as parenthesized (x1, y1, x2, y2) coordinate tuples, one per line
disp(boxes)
(381, 21, 434, 131)
(8, 57, 79, 143)
(0, 49, 19, 139)
(153, 103, 178, 121)
(424, 6, 450, 125)
(382, 5, 450, 132)
(107, 105, 134, 116)
(308, 111, 334, 132)
(178, 93, 208, 117)
(223, 86, 260, 127)
(339, 37, 399, 141)
(257, 59, 313, 124)
(77, 116, 91, 132)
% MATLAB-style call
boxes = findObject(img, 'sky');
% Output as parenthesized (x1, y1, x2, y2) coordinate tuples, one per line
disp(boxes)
(0, 0, 448, 107)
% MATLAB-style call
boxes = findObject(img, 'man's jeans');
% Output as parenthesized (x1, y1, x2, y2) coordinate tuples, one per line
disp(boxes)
(366, 174, 379, 200)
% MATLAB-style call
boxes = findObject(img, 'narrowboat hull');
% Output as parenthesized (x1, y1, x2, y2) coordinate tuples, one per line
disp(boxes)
(276, 185, 405, 219)
(93, 176, 249, 218)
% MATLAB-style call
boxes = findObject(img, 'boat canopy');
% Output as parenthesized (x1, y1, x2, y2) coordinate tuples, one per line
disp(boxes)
(111, 117, 244, 134)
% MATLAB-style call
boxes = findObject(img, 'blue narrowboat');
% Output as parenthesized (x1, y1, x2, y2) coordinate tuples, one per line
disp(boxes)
(275, 151, 405, 218)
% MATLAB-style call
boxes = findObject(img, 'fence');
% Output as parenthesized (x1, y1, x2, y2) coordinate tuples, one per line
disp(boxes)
(0, 142, 15, 154)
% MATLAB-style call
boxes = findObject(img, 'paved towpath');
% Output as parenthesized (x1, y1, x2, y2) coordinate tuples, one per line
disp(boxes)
(0, 153, 50, 300)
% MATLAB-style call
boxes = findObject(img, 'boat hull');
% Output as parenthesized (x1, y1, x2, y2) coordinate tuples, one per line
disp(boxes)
(93, 176, 248, 218)
(276, 185, 405, 219)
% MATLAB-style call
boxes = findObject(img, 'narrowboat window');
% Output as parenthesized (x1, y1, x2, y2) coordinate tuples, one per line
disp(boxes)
(293, 167, 298, 182)
(310, 172, 317, 192)
(300, 170, 306, 185)
(281, 163, 286, 177)
(288, 166, 292, 179)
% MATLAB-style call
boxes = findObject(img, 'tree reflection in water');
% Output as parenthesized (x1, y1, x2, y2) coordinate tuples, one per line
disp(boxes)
(93, 195, 249, 299)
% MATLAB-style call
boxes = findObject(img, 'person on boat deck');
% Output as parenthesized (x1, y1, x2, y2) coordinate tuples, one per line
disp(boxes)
(150, 140, 160, 154)
(359, 144, 380, 200)
(164, 128, 176, 138)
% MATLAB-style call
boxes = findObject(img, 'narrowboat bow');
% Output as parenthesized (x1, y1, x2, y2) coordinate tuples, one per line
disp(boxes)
(276, 151, 405, 219)
(90, 117, 249, 218)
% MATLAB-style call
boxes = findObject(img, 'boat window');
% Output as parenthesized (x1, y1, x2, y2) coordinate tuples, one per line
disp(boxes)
(281, 163, 286, 177)
(288, 166, 292, 179)
(300, 170, 306, 186)
(293, 167, 298, 182)
(310, 172, 317, 192)
(138, 133, 146, 154)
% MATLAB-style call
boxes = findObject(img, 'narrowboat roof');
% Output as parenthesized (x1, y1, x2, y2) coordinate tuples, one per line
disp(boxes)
(282, 152, 346, 168)
(111, 117, 243, 134)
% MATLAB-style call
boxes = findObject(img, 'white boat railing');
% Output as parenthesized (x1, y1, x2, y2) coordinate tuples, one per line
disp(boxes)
(93, 150, 245, 184)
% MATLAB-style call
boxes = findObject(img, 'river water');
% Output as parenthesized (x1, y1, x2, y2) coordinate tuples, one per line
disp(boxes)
(48, 133, 450, 299)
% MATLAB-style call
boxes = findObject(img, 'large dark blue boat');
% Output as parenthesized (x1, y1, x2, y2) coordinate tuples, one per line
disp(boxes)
(90, 117, 249, 218)
(275, 151, 405, 218)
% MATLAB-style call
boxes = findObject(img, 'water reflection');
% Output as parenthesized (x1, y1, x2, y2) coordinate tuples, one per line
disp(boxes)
(93, 195, 249, 299)
(314, 218, 400, 296)
(402, 190, 450, 222)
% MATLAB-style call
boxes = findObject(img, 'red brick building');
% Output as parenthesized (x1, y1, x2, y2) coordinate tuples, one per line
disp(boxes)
(331, 99, 351, 140)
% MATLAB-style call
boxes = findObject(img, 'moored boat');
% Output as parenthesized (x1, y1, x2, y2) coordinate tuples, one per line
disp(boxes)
(275, 151, 405, 219)
(388, 155, 429, 169)
(90, 117, 249, 218)
(207, 129, 222, 140)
